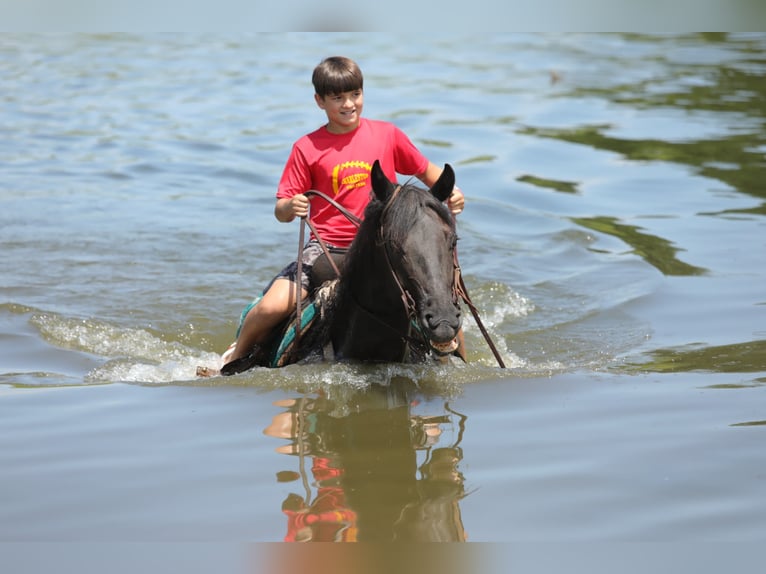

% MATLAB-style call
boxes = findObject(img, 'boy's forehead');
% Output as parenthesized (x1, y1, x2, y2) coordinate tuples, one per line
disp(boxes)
(326, 88, 363, 96)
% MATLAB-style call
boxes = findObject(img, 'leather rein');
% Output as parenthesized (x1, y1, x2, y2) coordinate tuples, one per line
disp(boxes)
(296, 189, 506, 368)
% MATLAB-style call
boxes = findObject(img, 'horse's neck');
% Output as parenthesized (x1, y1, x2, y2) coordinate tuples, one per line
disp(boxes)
(332, 245, 412, 361)
(348, 245, 405, 315)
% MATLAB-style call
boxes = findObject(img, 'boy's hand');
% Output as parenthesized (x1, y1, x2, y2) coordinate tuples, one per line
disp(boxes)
(448, 187, 465, 215)
(275, 194, 310, 222)
(290, 194, 310, 218)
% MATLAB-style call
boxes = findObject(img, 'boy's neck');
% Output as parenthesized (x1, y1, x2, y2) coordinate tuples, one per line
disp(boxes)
(325, 119, 361, 135)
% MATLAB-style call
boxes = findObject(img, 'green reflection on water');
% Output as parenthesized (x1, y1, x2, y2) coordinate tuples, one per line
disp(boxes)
(621, 339, 766, 374)
(459, 154, 498, 165)
(571, 215, 707, 276)
(517, 174, 578, 194)
(521, 124, 766, 203)
(519, 34, 766, 202)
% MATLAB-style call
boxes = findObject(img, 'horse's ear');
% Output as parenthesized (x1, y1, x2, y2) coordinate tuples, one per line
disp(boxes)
(371, 159, 396, 202)
(430, 164, 455, 203)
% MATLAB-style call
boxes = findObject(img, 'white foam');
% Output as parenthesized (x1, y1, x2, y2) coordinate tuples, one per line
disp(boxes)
(26, 289, 535, 384)
(87, 353, 223, 384)
(31, 312, 222, 383)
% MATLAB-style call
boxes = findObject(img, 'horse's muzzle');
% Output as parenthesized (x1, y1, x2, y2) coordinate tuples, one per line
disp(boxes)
(421, 301, 461, 355)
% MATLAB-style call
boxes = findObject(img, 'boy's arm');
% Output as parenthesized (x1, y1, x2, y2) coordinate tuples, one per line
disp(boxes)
(417, 162, 465, 215)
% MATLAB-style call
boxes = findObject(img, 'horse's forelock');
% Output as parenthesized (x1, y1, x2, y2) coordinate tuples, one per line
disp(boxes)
(340, 182, 452, 286)
(382, 183, 454, 248)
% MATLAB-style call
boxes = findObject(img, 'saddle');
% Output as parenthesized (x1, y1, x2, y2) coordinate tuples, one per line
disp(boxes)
(267, 278, 339, 368)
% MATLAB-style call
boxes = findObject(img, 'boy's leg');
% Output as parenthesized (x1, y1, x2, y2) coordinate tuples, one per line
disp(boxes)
(226, 278, 308, 364)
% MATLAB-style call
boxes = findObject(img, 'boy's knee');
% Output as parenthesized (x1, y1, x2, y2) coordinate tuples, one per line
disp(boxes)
(248, 298, 289, 321)
(246, 280, 306, 324)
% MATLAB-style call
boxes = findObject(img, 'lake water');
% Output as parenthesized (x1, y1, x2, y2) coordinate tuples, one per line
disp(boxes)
(1, 33, 766, 553)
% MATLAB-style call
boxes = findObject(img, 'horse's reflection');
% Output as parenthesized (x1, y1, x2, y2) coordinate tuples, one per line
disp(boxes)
(263, 380, 468, 542)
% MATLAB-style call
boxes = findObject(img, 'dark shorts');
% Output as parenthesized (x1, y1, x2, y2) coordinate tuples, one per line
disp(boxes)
(235, 240, 339, 338)
(270, 240, 326, 292)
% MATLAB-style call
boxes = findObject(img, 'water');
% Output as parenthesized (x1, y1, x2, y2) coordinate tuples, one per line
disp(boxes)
(1, 33, 766, 547)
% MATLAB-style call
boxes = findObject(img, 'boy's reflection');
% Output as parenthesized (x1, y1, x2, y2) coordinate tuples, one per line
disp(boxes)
(263, 380, 468, 542)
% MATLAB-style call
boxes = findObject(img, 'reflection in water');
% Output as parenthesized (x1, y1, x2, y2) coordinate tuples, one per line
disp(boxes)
(520, 123, 766, 204)
(520, 39, 766, 206)
(263, 379, 468, 542)
(621, 339, 766, 374)
(571, 216, 707, 276)
(517, 174, 579, 194)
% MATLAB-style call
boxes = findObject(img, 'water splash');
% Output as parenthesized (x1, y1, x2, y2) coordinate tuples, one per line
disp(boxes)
(458, 280, 534, 369)
(10, 276, 585, 388)
(28, 310, 221, 384)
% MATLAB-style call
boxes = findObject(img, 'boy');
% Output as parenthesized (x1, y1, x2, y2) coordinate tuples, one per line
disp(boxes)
(222, 56, 465, 373)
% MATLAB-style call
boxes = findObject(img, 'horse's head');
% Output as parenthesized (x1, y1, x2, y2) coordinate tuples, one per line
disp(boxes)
(371, 160, 462, 356)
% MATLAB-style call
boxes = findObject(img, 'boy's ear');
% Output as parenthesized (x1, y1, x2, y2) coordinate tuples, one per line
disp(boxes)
(430, 164, 455, 203)
(314, 93, 326, 109)
(371, 160, 396, 203)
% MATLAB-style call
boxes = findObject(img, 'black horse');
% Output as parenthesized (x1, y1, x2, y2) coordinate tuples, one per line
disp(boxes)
(328, 160, 462, 362)
(216, 160, 463, 374)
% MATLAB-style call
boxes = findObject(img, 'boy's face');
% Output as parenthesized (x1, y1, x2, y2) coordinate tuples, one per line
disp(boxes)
(315, 89, 364, 134)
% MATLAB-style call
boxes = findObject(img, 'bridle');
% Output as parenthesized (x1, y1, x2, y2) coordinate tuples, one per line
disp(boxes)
(379, 184, 420, 325)
(296, 188, 506, 368)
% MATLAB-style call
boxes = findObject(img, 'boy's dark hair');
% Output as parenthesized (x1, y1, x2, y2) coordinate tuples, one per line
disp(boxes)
(312, 56, 363, 98)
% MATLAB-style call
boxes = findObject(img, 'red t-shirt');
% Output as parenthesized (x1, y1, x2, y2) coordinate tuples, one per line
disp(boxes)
(277, 118, 429, 248)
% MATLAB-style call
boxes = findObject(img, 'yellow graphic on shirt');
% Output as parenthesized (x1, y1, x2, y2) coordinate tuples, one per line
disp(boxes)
(332, 160, 373, 195)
